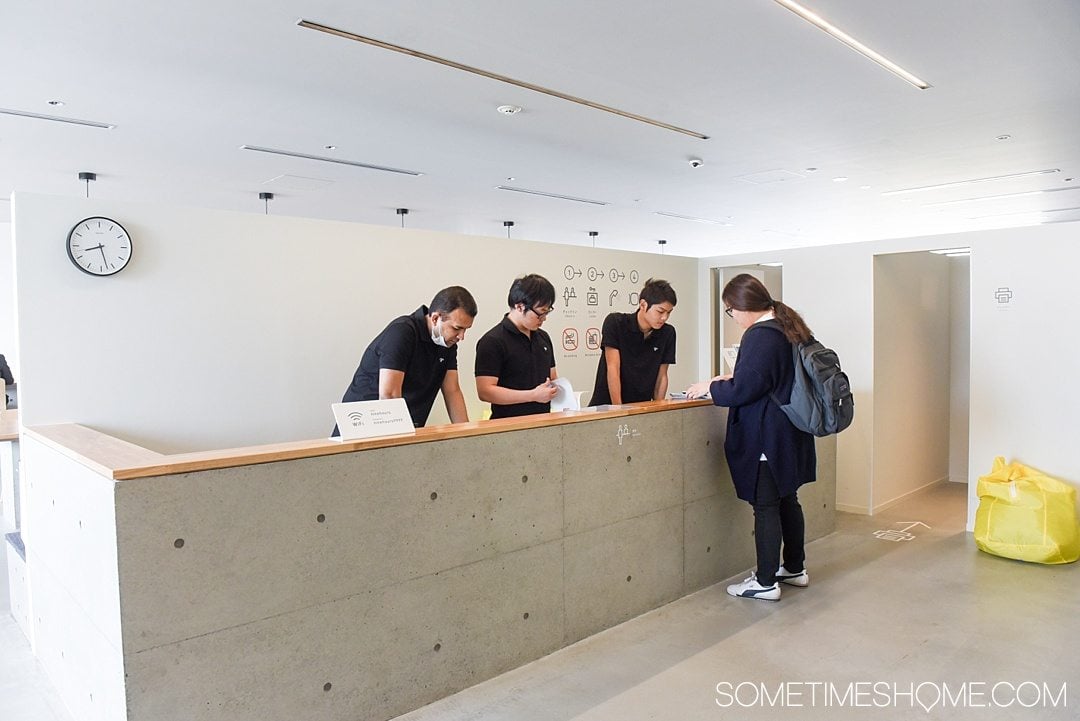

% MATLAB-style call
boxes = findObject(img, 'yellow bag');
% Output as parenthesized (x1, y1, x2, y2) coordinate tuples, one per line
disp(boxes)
(974, 457, 1080, 564)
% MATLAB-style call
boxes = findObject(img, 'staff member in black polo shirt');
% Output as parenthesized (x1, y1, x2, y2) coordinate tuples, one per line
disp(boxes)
(589, 278, 677, 405)
(335, 286, 477, 430)
(474, 274, 559, 419)
(0, 353, 14, 409)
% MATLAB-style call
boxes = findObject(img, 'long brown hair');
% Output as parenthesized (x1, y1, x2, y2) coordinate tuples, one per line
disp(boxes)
(722, 273, 812, 344)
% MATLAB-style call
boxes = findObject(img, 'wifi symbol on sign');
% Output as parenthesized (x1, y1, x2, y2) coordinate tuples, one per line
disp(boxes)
(348, 411, 365, 425)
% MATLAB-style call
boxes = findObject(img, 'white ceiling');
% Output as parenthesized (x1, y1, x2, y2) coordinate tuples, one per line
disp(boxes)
(3, 0, 1079, 257)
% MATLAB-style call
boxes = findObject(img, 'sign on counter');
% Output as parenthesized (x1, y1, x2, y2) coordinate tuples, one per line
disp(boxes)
(331, 398, 416, 441)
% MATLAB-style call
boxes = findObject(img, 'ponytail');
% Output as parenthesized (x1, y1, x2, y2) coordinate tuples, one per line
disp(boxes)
(722, 273, 812, 344)
(772, 301, 813, 345)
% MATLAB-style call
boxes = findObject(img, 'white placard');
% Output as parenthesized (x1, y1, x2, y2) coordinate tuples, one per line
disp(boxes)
(331, 398, 416, 441)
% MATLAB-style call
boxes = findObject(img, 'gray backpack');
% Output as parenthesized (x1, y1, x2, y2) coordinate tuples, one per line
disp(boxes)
(764, 323, 854, 436)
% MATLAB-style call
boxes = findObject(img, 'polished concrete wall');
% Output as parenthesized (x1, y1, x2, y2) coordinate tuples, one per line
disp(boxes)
(20, 435, 127, 721)
(22, 406, 835, 721)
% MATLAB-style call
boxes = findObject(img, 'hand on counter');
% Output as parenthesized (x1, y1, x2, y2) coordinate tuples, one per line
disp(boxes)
(685, 374, 730, 400)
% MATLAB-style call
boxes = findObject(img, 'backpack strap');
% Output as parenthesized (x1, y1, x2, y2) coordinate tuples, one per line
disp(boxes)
(751, 318, 796, 409)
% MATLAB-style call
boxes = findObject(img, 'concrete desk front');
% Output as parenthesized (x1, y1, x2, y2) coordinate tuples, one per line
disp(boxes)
(2, 408, 20, 530)
(19, 401, 835, 721)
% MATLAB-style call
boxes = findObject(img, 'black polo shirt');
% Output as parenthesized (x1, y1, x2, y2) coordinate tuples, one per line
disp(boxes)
(589, 311, 676, 405)
(474, 314, 556, 419)
(341, 306, 457, 427)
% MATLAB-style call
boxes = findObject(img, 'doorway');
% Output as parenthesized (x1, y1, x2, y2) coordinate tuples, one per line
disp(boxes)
(710, 264, 783, 374)
(871, 250, 970, 517)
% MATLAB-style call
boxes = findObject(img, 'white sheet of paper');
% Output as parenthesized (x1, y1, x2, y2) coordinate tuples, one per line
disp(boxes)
(549, 377, 581, 411)
(722, 347, 739, 374)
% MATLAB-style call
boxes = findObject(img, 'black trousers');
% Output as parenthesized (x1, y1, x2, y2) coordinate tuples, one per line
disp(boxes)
(753, 461, 806, 586)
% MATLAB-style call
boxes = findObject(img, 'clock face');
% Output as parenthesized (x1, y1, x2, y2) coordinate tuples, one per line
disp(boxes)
(67, 217, 133, 276)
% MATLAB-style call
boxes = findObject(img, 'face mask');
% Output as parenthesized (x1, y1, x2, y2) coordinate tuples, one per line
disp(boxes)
(431, 319, 449, 347)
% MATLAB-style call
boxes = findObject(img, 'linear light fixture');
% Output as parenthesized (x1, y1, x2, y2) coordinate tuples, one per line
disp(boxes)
(882, 169, 1061, 196)
(930, 247, 970, 255)
(239, 145, 423, 176)
(0, 107, 115, 129)
(969, 205, 1080, 220)
(297, 19, 710, 140)
(654, 211, 733, 226)
(772, 0, 931, 89)
(495, 185, 609, 206)
(922, 185, 1080, 207)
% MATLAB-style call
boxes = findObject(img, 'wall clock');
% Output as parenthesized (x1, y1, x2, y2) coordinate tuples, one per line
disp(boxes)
(66, 217, 133, 276)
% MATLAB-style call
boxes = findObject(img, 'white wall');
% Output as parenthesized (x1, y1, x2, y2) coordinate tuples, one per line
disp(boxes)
(872, 252, 951, 510)
(11, 193, 699, 453)
(1, 222, 15, 380)
(968, 224, 1080, 528)
(697, 220, 1080, 523)
(948, 257, 970, 483)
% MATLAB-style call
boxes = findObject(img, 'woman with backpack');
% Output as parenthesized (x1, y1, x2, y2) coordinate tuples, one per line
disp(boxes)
(686, 274, 817, 601)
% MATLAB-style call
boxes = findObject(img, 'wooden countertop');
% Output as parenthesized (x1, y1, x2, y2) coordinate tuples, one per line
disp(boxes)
(0, 409, 18, 442)
(23, 399, 712, 481)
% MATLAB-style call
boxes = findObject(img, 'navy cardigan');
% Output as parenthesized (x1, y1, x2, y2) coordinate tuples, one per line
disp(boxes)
(709, 320, 816, 502)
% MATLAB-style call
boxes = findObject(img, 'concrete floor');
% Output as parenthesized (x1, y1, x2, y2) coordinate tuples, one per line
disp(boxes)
(2, 481, 1076, 720)
(393, 482, 1077, 721)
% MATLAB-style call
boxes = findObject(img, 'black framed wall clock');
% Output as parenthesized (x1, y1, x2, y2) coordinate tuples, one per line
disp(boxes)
(66, 217, 133, 276)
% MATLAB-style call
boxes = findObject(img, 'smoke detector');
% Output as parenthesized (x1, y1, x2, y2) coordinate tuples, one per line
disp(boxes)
(497, 104, 523, 115)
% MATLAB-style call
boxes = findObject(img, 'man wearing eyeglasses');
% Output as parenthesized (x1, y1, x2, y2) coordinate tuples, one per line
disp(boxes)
(475, 274, 559, 419)
(335, 286, 477, 431)
(589, 278, 677, 406)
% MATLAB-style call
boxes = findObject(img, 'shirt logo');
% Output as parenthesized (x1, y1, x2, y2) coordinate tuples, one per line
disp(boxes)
(653, 346, 658, 352)
(439, 358, 445, 363)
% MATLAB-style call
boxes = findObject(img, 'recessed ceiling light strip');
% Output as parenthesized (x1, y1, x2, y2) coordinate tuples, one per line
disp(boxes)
(969, 205, 1080, 220)
(654, 211, 732, 226)
(771, 0, 931, 89)
(495, 185, 608, 206)
(239, 145, 423, 176)
(882, 169, 1060, 196)
(297, 19, 709, 140)
(0, 107, 115, 129)
(922, 186, 1080, 207)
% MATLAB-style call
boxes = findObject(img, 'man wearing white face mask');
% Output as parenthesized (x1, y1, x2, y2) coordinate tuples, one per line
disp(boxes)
(335, 286, 477, 430)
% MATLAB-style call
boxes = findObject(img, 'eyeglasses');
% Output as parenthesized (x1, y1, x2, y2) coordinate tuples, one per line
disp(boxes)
(527, 306, 554, 319)
(724, 307, 734, 318)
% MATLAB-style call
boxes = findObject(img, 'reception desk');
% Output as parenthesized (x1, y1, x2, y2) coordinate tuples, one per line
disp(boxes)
(18, 401, 835, 721)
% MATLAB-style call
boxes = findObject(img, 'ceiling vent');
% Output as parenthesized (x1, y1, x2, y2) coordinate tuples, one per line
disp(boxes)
(261, 174, 335, 192)
(733, 169, 806, 185)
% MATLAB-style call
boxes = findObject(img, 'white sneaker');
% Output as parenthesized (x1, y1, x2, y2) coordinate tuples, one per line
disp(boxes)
(726, 574, 781, 601)
(776, 565, 809, 587)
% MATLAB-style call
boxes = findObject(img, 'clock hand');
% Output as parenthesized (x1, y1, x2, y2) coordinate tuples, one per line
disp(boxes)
(96, 245, 109, 265)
